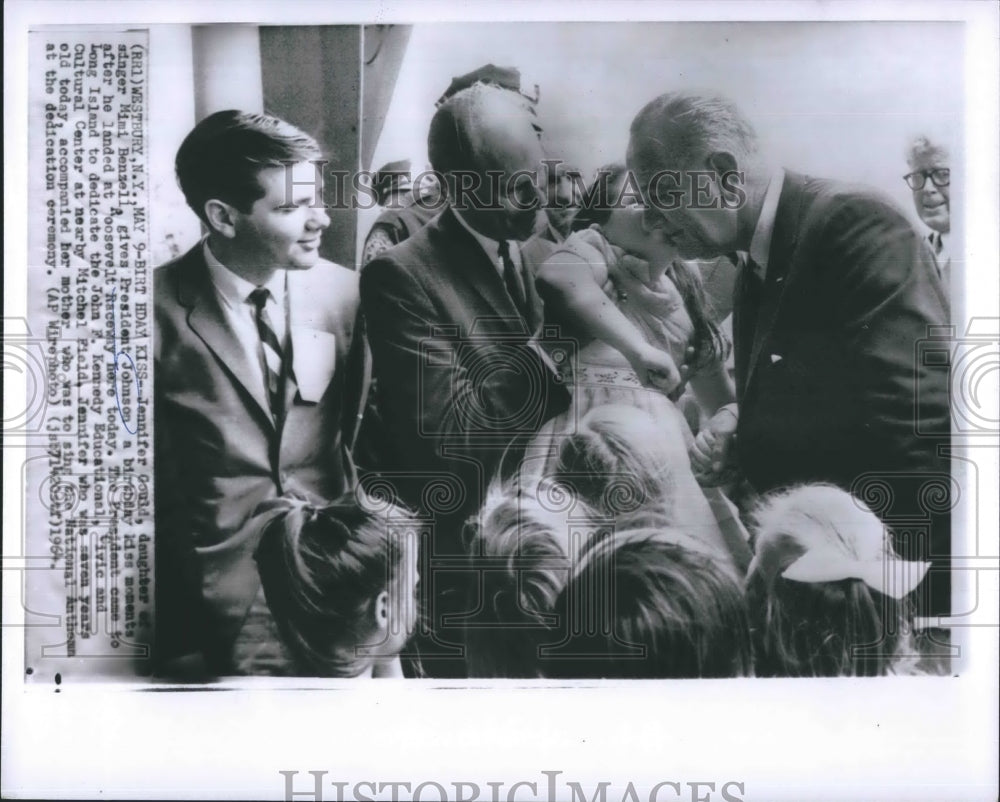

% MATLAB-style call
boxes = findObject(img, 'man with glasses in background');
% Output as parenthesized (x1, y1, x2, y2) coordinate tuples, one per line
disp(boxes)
(905, 136, 952, 290)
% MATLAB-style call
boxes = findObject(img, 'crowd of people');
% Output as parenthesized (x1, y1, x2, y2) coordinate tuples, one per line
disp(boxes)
(154, 64, 953, 680)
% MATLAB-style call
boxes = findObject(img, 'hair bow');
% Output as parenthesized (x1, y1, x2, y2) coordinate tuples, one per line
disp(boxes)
(253, 493, 319, 523)
(252, 494, 322, 563)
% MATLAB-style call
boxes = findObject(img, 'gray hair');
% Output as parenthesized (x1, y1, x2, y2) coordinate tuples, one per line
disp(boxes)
(905, 135, 949, 169)
(627, 91, 759, 179)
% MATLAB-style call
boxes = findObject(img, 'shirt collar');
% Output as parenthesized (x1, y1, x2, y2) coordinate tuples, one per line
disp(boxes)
(452, 206, 519, 275)
(747, 168, 785, 281)
(204, 238, 286, 308)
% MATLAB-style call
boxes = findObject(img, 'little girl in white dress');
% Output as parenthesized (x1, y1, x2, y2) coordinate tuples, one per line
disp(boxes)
(523, 164, 750, 570)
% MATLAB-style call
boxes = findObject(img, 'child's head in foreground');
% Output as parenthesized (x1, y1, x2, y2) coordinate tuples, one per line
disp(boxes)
(255, 492, 420, 677)
(746, 484, 928, 677)
(547, 525, 753, 679)
(463, 482, 582, 678)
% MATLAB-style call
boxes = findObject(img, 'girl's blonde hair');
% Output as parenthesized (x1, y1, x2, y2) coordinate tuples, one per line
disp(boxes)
(552, 404, 688, 518)
(463, 482, 583, 678)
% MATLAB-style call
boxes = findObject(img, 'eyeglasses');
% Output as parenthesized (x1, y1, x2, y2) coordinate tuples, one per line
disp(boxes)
(903, 168, 950, 191)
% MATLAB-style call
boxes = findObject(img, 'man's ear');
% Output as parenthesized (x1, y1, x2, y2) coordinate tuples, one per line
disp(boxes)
(373, 589, 390, 633)
(706, 151, 742, 206)
(706, 150, 739, 177)
(204, 199, 239, 239)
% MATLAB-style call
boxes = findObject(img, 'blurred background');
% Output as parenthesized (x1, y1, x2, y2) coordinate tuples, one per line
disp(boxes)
(149, 21, 962, 269)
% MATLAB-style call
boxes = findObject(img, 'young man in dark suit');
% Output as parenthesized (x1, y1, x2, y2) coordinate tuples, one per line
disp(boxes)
(154, 110, 366, 675)
(360, 84, 571, 674)
(627, 91, 952, 617)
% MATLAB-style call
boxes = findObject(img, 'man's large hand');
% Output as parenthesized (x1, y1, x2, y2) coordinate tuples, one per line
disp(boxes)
(690, 404, 739, 487)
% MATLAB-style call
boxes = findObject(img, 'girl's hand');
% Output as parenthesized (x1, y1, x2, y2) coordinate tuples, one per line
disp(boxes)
(690, 404, 739, 486)
(668, 345, 697, 402)
(600, 207, 679, 270)
(561, 228, 613, 264)
(627, 343, 682, 394)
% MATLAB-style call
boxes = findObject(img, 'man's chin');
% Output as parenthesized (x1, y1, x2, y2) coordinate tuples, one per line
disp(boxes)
(547, 210, 574, 235)
(289, 252, 321, 270)
(921, 213, 949, 233)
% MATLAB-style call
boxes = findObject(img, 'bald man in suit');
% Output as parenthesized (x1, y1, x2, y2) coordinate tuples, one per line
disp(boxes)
(361, 85, 571, 675)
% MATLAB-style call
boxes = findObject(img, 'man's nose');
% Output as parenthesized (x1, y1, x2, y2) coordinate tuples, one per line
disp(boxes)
(918, 177, 942, 198)
(308, 204, 330, 229)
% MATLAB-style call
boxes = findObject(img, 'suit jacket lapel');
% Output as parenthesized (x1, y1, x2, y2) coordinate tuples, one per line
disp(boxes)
(732, 265, 756, 398)
(742, 172, 804, 397)
(177, 246, 274, 426)
(520, 233, 556, 334)
(436, 208, 529, 334)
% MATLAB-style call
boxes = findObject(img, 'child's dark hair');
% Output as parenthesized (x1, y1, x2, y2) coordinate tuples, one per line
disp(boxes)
(572, 163, 729, 369)
(746, 484, 922, 677)
(547, 529, 753, 679)
(175, 109, 323, 224)
(254, 493, 417, 677)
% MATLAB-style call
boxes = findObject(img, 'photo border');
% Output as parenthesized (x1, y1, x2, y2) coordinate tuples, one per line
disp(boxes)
(3, 2, 998, 800)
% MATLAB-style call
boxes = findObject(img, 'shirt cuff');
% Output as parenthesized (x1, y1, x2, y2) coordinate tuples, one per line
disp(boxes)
(718, 402, 739, 421)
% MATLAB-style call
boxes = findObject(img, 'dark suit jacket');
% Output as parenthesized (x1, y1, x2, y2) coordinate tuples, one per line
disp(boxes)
(154, 243, 364, 670)
(360, 207, 570, 543)
(732, 171, 951, 612)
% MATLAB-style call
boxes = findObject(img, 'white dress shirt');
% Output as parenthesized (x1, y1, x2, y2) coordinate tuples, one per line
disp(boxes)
(451, 207, 524, 277)
(928, 230, 951, 286)
(203, 239, 288, 394)
(745, 168, 785, 281)
(451, 208, 556, 367)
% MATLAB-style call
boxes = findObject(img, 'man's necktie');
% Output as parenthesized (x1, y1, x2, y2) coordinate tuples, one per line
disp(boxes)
(928, 232, 947, 280)
(732, 252, 763, 396)
(249, 287, 285, 422)
(498, 239, 532, 329)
